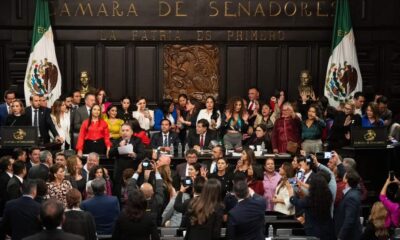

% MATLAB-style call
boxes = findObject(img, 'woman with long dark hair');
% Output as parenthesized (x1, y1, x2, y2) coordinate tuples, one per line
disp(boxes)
(223, 96, 249, 150)
(288, 174, 335, 239)
(197, 96, 221, 131)
(76, 104, 112, 157)
(184, 178, 224, 240)
(178, 97, 200, 139)
(301, 104, 326, 153)
(112, 189, 160, 240)
(130, 118, 150, 147)
(50, 100, 70, 149)
(132, 97, 154, 131)
(95, 88, 111, 119)
(208, 158, 233, 199)
(235, 148, 264, 196)
(273, 162, 295, 215)
(362, 102, 384, 127)
(154, 98, 177, 131)
(105, 105, 124, 143)
(117, 96, 134, 122)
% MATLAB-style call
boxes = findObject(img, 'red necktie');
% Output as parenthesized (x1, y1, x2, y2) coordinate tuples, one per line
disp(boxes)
(200, 134, 204, 148)
(248, 101, 254, 110)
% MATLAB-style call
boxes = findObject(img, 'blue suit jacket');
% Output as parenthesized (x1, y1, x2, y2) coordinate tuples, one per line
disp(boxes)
(80, 194, 120, 235)
(228, 194, 266, 240)
(0, 103, 9, 127)
(334, 188, 362, 240)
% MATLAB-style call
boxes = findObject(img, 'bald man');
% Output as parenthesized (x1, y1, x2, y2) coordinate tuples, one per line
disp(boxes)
(127, 160, 164, 225)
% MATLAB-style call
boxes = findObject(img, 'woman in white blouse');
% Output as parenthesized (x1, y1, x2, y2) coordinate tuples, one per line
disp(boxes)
(196, 96, 221, 130)
(51, 99, 69, 150)
(132, 97, 154, 131)
(272, 162, 295, 215)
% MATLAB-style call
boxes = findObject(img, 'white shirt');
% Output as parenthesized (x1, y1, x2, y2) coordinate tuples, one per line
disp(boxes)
(31, 108, 41, 137)
(162, 132, 170, 146)
(273, 184, 294, 215)
(185, 163, 189, 177)
(6, 171, 13, 178)
(51, 113, 70, 149)
(6, 104, 11, 114)
(86, 106, 91, 116)
(15, 175, 23, 184)
(303, 170, 312, 183)
(197, 109, 221, 129)
(132, 110, 154, 131)
(210, 161, 217, 174)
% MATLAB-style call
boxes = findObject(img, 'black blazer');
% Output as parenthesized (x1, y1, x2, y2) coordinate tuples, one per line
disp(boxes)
(2, 196, 42, 240)
(0, 172, 12, 215)
(109, 136, 146, 161)
(187, 130, 217, 149)
(27, 163, 49, 181)
(227, 194, 266, 240)
(23, 229, 84, 240)
(73, 105, 90, 133)
(25, 106, 58, 143)
(184, 207, 224, 240)
(150, 131, 180, 150)
(63, 210, 97, 240)
(334, 187, 362, 240)
(112, 212, 160, 240)
(5, 114, 30, 126)
(6, 176, 23, 200)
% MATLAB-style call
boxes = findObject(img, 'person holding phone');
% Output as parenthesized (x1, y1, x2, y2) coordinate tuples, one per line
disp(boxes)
(132, 97, 154, 131)
(273, 162, 295, 215)
(379, 172, 400, 230)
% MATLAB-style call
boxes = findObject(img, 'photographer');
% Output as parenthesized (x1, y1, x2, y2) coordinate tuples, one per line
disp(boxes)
(126, 160, 165, 225)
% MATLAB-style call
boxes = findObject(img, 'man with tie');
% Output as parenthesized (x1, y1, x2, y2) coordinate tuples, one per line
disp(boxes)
(203, 145, 225, 175)
(174, 149, 199, 188)
(247, 87, 260, 116)
(187, 119, 217, 151)
(150, 119, 180, 152)
(0, 89, 16, 127)
(73, 93, 95, 133)
(66, 90, 81, 149)
(25, 94, 61, 144)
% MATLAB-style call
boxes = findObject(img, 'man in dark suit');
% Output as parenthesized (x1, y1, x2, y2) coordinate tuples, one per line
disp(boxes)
(3, 179, 42, 240)
(187, 119, 218, 151)
(151, 119, 180, 152)
(82, 152, 99, 181)
(174, 149, 199, 181)
(28, 150, 52, 181)
(228, 180, 266, 240)
(67, 90, 81, 148)
(0, 90, 16, 127)
(25, 94, 60, 144)
(23, 199, 83, 240)
(81, 178, 120, 235)
(26, 147, 41, 172)
(0, 155, 14, 215)
(203, 145, 225, 175)
(110, 123, 145, 198)
(334, 170, 362, 240)
(7, 161, 26, 200)
(73, 93, 95, 134)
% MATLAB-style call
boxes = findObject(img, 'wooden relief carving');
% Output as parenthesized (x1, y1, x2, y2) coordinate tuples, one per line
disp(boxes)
(163, 44, 219, 102)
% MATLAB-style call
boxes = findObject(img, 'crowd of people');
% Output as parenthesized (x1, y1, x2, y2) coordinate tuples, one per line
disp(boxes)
(0, 86, 399, 240)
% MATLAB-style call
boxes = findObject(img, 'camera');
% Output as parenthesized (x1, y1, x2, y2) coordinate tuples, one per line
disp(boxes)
(324, 152, 332, 159)
(182, 177, 193, 187)
(141, 159, 152, 170)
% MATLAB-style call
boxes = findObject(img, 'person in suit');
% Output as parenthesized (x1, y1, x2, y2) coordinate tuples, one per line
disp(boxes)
(7, 160, 26, 200)
(28, 150, 52, 181)
(184, 178, 224, 240)
(227, 180, 266, 240)
(68, 89, 82, 148)
(0, 89, 16, 127)
(0, 155, 14, 215)
(80, 178, 120, 235)
(3, 179, 42, 240)
(334, 169, 363, 240)
(151, 118, 180, 151)
(174, 149, 199, 182)
(63, 188, 97, 240)
(72, 93, 95, 134)
(23, 199, 83, 240)
(81, 152, 99, 181)
(187, 118, 218, 151)
(202, 145, 225, 175)
(109, 123, 145, 199)
(26, 147, 41, 172)
(25, 94, 61, 144)
(112, 189, 160, 240)
(5, 99, 30, 126)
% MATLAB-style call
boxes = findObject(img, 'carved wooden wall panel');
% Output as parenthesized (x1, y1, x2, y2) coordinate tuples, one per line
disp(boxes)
(135, 46, 158, 103)
(163, 44, 220, 102)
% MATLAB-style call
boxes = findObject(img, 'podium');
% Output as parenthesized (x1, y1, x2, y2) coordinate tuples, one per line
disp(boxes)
(0, 126, 38, 148)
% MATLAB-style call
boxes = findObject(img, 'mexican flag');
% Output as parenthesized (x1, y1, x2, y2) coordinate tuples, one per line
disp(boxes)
(24, 0, 61, 107)
(324, 0, 362, 107)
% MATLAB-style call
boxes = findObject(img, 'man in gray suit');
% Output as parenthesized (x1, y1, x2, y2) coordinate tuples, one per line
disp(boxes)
(72, 93, 95, 137)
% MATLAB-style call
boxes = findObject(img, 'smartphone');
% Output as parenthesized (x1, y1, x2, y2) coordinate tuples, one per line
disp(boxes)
(324, 152, 332, 159)
(389, 171, 395, 181)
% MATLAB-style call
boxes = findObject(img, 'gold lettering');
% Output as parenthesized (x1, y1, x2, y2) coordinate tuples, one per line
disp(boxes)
(75, 3, 93, 16)
(251, 31, 258, 40)
(284, 1, 297, 17)
(236, 31, 243, 41)
(301, 2, 312, 16)
(278, 31, 285, 40)
(100, 30, 116, 40)
(254, 3, 265, 16)
(269, 31, 276, 40)
(197, 31, 204, 41)
(150, 30, 157, 40)
(259, 31, 266, 40)
(131, 30, 138, 40)
(159, 1, 171, 17)
(174, 30, 181, 40)
(269, 1, 281, 17)
(141, 31, 148, 41)
(238, 2, 251, 17)
(209, 1, 219, 17)
(176, 1, 187, 16)
(224, 2, 236, 17)
(317, 1, 328, 17)
(159, 30, 167, 40)
(59, 3, 71, 16)
(97, 3, 109, 16)
(227, 31, 234, 41)
(127, 3, 138, 16)
(109, 30, 116, 40)
(112, 1, 123, 17)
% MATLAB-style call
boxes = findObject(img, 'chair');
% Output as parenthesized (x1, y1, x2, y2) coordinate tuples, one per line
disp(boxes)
(276, 228, 292, 236)
(264, 215, 278, 223)
(160, 227, 178, 237)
